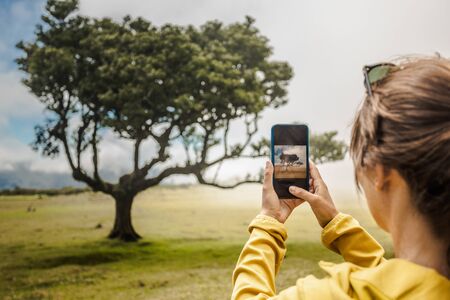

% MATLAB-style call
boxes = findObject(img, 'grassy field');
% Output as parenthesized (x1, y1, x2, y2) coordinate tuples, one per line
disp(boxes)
(0, 185, 392, 299)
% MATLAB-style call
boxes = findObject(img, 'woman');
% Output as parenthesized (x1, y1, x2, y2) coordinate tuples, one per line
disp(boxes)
(231, 57, 450, 299)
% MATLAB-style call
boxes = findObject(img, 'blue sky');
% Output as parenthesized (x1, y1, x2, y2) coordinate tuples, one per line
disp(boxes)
(0, 0, 45, 143)
(0, 0, 45, 70)
(1, 0, 449, 190)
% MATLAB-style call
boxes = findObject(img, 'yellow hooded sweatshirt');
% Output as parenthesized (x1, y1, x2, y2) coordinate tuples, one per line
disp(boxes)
(231, 213, 450, 299)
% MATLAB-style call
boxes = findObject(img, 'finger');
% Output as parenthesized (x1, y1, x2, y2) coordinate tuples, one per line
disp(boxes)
(309, 160, 323, 182)
(309, 179, 315, 193)
(263, 160, 274, 189)
(289, 185, 318, 203)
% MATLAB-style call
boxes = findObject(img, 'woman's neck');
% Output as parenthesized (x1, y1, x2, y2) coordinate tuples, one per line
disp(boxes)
(389, 206, 449, 278)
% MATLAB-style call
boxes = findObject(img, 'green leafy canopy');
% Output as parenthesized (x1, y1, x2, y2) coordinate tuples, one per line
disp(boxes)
(16, 0, 344, 194)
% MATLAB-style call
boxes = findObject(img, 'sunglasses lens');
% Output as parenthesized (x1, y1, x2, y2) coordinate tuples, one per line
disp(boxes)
(367, 65, 394, 84)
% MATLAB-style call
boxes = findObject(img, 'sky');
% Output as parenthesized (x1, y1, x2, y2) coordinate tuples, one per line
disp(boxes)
(1, 0, 449, 192)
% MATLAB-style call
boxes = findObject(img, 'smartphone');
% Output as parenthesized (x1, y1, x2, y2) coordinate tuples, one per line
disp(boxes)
(270, 124, 309, 199)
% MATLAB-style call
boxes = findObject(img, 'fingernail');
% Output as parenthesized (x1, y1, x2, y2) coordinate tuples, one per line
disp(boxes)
(289, 186, 295, 192)
(266, 161, 270, 168)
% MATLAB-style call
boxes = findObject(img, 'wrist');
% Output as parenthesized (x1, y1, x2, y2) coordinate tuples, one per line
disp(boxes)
(249, 214, 288, 242)
(259, 210, 282, 223)
(320, 208, 339, 228)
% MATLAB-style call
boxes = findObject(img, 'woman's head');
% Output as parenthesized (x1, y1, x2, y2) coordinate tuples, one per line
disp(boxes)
(350, 56, 450, 241)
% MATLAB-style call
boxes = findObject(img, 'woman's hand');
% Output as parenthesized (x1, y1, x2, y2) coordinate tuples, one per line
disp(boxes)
(260, 161, 305, 223)
(288, 161, 339, 228)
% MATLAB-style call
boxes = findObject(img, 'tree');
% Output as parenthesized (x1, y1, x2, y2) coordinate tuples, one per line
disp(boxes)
(310, 131, 347, 164)
(17, 0, 346, 241)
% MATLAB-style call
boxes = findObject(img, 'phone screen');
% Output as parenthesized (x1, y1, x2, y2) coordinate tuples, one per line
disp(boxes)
(271, 124, 309, 199)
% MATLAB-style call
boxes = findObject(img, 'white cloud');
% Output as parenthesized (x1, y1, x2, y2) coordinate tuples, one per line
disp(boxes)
(0, 135, 68, 172)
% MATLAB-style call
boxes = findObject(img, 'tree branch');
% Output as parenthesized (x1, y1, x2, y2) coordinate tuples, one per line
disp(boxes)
(56, 105, 113, 194)
(135, 162, 201, 190)
(135, 114, 264, 191)
(133, 122, 175, 179)
(196, 177, 261, 189)
(199, 122, 216, 164)
(181, 132, 193, 165)
(194, 163, 263, 189)
(223, 118, 230, 157)
(204, 113, 260, 167)
(134, 137, 142, 172)
(91, 118, 100, 180)
(241, 113, 259, 150)
(60, 126, 110, 193)
(61, 128, 76, 172)
(212, 160, 223, 183)
(76, 111, 90, 170)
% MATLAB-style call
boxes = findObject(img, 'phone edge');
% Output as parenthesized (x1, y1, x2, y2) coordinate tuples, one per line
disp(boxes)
(270, 123, 310, 197)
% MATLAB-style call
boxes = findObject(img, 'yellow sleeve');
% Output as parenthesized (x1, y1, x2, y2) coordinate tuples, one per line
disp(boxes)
(231, 214, 291, 300)
(321, 212, 386, 267)
(231, 212, 386, 300)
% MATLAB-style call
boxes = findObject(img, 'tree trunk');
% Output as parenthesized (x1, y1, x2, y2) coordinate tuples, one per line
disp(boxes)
(108, 194, 141, 242)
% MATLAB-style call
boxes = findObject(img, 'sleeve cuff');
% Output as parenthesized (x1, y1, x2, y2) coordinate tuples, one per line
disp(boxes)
(321, 212, 348, 250)
(248, 214, 288, 242)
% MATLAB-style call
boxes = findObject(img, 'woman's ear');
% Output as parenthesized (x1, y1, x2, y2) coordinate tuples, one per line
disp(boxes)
(373, 163, 390, 191)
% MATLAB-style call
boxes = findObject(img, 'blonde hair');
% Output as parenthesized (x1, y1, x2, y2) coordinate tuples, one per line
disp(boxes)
(350, 55, 450, 260)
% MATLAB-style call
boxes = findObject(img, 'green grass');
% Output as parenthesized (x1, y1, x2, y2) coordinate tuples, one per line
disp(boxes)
(0, 185, 392, 299)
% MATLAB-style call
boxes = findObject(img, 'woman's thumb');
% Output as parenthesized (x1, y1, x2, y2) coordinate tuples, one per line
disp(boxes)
(288, 186, 318, 203)
(263, 161, 274, 189)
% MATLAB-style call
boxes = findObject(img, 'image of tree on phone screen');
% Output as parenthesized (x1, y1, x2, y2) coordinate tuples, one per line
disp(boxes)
(273, 145, 306, 179)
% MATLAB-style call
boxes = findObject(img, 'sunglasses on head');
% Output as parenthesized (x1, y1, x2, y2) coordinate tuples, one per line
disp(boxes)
(363, 63, 397, 97)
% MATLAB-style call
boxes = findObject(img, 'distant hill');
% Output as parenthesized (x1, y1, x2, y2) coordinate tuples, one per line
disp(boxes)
(0, 163, 187, 190)
(0, 166, 84, 189)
